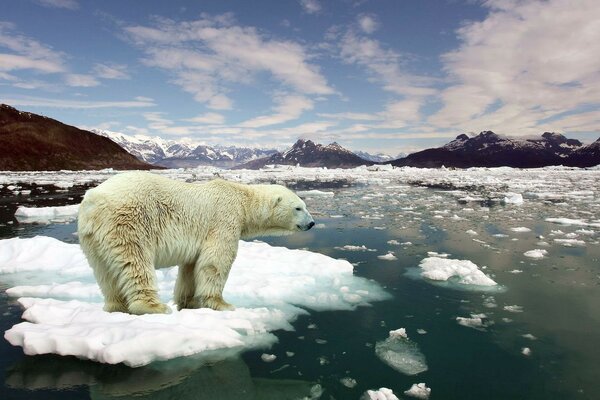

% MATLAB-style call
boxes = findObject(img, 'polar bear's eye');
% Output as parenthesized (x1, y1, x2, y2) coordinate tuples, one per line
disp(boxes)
(295, 207, 302, 211)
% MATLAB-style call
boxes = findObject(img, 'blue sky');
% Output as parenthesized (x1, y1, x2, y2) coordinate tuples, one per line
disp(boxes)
(1, 0, 599, 155)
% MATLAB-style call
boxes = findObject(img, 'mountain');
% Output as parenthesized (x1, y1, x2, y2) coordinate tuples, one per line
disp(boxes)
(566, 137, 600, 167)
(353, 151, 397, 163)
(0, 104, 156, 171)
(390, 131, 587, 168)
(235, 139, 373, 169)
(94, 129, 277, 168)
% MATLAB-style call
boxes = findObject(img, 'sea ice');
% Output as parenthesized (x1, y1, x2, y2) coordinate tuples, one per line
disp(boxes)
(554, 238, 586, 247)
(375, 329, 428, 375)
(510, 227, 531, 233)
(523, 249, 548, 259)
(546, 217, 600, 227)
(504, 305, 524, 313)
(1, 236, 388, 367)
(378, 252, 397, 261)
(296, 190, 334, 197)
(456, 313, 493, 330)
(261, 353, 277, 362)
(362, 387, 400, 400)
(340, 377, 358, 388)
(14, 204, 80, 224)
(522, 347, 532, 356)
(418, 257, 498, 287)
(503, 193, 524, 205)
(335, 244, 376, 252)
(404, 383, 431, 399)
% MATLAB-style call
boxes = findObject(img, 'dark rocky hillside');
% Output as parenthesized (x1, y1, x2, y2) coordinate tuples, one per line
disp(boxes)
(0, 104, 157, 171)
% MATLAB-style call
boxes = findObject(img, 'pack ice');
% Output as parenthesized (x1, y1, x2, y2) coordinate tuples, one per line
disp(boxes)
(1, 236, 388, 367)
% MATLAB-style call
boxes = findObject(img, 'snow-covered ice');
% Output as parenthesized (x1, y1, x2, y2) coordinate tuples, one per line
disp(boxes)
(362, 387, 400, 400)
(378, 252, 397, 261)
(14, 204, 80, 224)
(404, 383, 431, 399)
(375, 329, 428, 375)
(1, 236, 388, 367)
(503, 193, 524, 205)
(417, 257, 498, 288)
(456, 313, 493, 330)
(511, 227, 532, 233)
(524, 249, 548, 259)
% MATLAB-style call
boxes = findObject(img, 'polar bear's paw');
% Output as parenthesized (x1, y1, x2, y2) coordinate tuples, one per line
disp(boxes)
(181, 296, 235, 311)
(128, 300, 172, 315)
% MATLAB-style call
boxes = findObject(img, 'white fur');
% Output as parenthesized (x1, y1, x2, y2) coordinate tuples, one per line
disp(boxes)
(77, 172, 313, 315)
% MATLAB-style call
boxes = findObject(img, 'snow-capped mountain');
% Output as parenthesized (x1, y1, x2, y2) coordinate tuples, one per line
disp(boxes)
(391, 131, 588, 168)
(566, 137, 600, 167)
(235, 139, 373, 169)
(93, 129, 277, 168)
(353, 151, 397, 163)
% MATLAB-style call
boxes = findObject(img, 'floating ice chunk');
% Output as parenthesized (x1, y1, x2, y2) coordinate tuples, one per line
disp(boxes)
(523, 249, 548, 259)
(416, 329, 427, 335)
(340, 377, 358, 388)
(261, 353, 277, 362)
(504, 305, 524, 313)
(14, 204, 80, 224)
(554, 238, 586, 247)
(404, 383, 431, 399)
(427, 251, 449, 258)
(375, 330, 428, 375)
(503, 193, 524, 205)
(335, 245, 376, 252)
(378, 252, 397, 261)
(1, 236, 389, 367)
(522, 333, 537, 340)
(521, 347, 531, 356)
(296, 190, 334, 197)
(362, 387, 399, 400)
(387, 240, 400, 245)
(456, 313, 493, 330)
(510, 227, 531, 233)
(466, 230, 478, 235)
(546, 218, 600, 227)
(418, 257, 498, 287)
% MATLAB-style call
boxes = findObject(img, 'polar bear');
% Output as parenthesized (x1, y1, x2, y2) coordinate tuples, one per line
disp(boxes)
(77, 172, 314, 315)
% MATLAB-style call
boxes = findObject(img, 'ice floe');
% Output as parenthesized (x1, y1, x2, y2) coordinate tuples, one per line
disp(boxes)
(524, 249, 548, 259)
(362, 387, 399, 400)
(378, 252, 398, 261)
(375, 329, 428, 375)
(503, 192, 524, 205)
(456, 313, 493, 330)
(417, 257, 498, 288)
(2, 236, 389, 367)
(510, 227, 532, 233)
(404, 383, 431, 399)
(14, 204, 80, 224)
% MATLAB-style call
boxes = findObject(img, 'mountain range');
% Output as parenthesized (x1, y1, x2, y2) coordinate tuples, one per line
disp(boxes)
(391, 131, 600, 168)
(0, 104, 154, 171)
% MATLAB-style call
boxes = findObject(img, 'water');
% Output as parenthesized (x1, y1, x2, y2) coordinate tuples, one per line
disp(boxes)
(1, 168, 599, 399)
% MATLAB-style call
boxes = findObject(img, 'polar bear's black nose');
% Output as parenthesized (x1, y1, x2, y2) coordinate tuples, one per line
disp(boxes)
(308, 221, 315, 229)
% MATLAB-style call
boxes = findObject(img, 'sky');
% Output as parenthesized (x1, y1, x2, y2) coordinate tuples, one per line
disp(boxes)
(1, 0, 599, 155)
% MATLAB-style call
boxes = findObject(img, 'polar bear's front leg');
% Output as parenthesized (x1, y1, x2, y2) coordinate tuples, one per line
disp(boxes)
(189, 239, 238, 311)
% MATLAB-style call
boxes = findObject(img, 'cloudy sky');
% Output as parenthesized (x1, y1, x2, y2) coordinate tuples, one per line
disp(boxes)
(1, 0, 599, 154)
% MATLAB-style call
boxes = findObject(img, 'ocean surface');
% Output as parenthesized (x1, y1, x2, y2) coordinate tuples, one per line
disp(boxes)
(0, 166, 599, 399)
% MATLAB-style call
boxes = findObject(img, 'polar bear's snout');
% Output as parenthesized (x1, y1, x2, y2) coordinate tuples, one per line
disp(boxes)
(297, 210, 315, 231)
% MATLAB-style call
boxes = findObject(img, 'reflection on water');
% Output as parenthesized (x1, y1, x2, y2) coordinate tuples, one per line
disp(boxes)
(1, 171, 600, 399)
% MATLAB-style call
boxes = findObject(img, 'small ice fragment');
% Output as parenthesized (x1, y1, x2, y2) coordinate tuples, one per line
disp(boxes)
(522, 334, 537, 340)
(261, 353, 277, 362)
(418, 257, 497, 286)
(503, 193, 524, 205)
(521, 347, 531, 356)
(387, 240, 400, 245)
(416, 329, 427, 335)
(378, 252, 397, 261)
(315, 339, 327, 344)
(524, 249, 548, 259)
(375, 331, 428, 375)
(456, 314, 492, 330)
(404, 383, 431, 399)
(504, 305, 524, 313)
(466, 230, 478, 235)
(554, 238, 586, 247)
(340, 377, 358, 388)
(286, 351, 295, 357)
(509, 269, 523, 274)
(511, 227, 531, 233)
(362, 387, 400, 400)
(389, 328, 408, 339)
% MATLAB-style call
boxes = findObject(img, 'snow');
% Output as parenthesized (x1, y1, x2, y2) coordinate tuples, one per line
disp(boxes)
(1, 236, 388, 367)
(404, 383, 431, 399)
(362, 387, 400, 400)
(14, 204, 80, 224)
(375, 329, 428, 375)
(524, 249, 548, 259)
(418, 257, 498, 287)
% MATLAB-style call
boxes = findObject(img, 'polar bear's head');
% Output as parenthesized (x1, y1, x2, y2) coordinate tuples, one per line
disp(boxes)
(269, 185, 315, 233)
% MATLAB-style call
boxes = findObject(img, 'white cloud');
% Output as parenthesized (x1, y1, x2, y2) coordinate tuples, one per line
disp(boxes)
(125, 15, 333, 110)
(430, 0, 600, 135)
(299, 0, 322, 14)
(2, 95, 155, 109)
(64, 73, 100, 87)
(185, 112, 226, 125)
(93, 63, 130, 79)
(239, 94, 313, 128)
(35, 0, 79, 10)
(318, 112, 382, 121)
(357, 14, 379, 34)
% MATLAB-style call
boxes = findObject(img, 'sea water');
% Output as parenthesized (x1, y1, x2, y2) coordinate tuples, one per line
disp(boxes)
(0, 166, 599, 399)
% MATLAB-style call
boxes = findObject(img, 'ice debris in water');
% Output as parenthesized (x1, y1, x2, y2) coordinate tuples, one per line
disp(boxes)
(504, 305, 524, 313)
(546, 217, 600, 227)
(511, 227, 531, 233)
(375, 329, 428, 375)
(456, 313, 493, 330)
(522, 347, 532, 356)
(261, 353, 277, 362)
(14, 204, 80, 224)
(554, 238, 586, 247)
(335, 244, 376, 252)
(503, 193, 524, 205)
(362, 387, 400, 400)
(524, 249, 548, 259)
(1, 236, 389, 367)
(378, 252, 397, 261)
(404, 383, 432, 399)
(296, 190, 334, 197)
(418, 257, 498, 287)
(340, 377, 358, 388)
